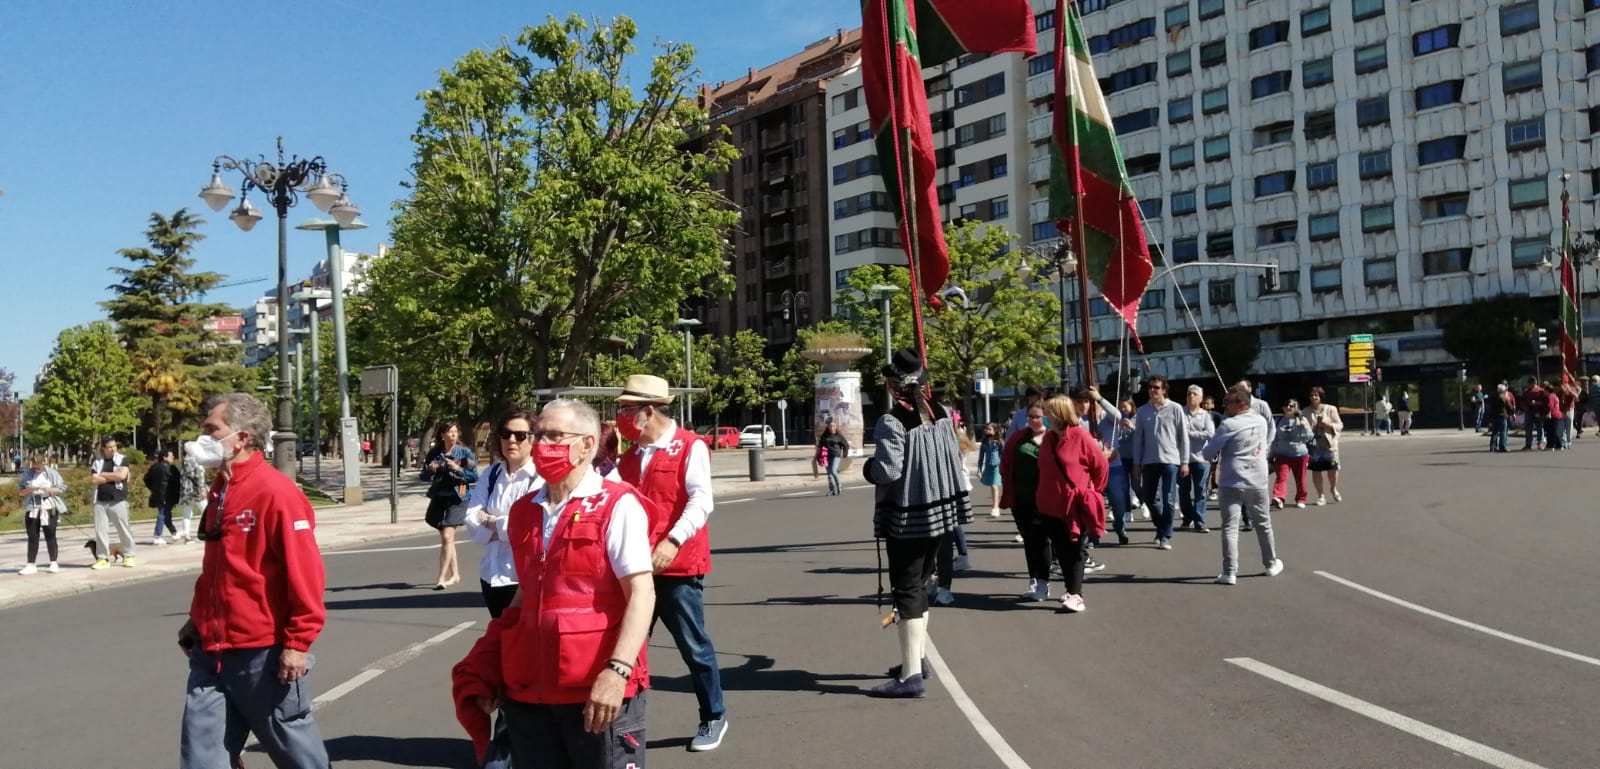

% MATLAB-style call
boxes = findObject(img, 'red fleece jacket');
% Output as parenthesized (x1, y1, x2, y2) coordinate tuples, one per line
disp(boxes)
(1036, 428, 1109, 539)
(452, 608, 518, 763)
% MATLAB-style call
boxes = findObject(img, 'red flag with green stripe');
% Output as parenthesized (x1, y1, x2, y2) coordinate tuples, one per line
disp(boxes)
(862, 0, 1036, 307)
(1050, 0, 1153, 341)
(1561, 196, 1580, 383)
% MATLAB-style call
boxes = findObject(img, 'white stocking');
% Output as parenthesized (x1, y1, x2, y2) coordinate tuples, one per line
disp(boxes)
(899, 617, 928, 682)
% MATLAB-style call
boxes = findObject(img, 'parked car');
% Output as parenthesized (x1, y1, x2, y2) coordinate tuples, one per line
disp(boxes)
(738, 424, 777, 448)
(695, 426, 740, 450)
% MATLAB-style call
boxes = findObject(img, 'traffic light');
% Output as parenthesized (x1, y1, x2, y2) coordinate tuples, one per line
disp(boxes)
(1264, 259, 1281, 292)
(1534, 327, 1549, 350)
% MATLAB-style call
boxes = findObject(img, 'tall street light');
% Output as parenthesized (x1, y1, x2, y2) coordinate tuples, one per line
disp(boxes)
(291, 287, 332, 484)
(870, 284, 901, 355)
(200, 137, 360, 476)
(296, 217, 367, 502)
(676, 318, 703, 426)
(1017, 241, 1078, 392)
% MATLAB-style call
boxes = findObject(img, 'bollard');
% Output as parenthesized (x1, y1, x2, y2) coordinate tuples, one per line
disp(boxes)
(747, 446, 766, 482)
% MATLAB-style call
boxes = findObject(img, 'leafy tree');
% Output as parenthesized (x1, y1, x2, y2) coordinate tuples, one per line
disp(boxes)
(360, 14, 737, 427)
(716, 330, 776, 424)
(31, 322, 142, 452)
(1441, 293, 1548, 384)
(1202, 327, 1264, 383)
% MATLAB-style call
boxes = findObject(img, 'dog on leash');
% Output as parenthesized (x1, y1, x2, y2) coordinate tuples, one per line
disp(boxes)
(84, 540, 127, 564)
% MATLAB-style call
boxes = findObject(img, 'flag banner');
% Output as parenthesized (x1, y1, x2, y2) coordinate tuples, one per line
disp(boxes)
(1561, 198, 1580, 384)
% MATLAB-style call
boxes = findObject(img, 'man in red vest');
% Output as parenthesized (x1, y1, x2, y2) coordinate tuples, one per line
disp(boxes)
(615, 374, 729, 752)
(459, 398, 656, 769)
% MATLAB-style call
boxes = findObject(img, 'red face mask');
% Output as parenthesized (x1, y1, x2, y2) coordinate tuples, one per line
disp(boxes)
(531, 442, 578, 484)
(616, 412, 645, 442)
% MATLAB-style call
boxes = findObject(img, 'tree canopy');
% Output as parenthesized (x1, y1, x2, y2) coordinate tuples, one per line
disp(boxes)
(31, 322, 142, 451)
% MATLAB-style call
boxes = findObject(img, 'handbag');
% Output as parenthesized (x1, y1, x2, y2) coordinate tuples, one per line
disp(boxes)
(481, 710, 512, 769)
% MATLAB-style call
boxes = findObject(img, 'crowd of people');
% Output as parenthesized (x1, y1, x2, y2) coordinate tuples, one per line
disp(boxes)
(1472, 377, 1600, 453)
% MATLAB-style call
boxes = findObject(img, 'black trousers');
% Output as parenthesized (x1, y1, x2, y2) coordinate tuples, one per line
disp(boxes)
(1040, 516, 1086, 596)
(25, 515, 58, 563)
(885, 535, 945, 619)
(502, 690, 646, 769)
(1010, 503, 1052, 581)
(481, 580, 519, 619)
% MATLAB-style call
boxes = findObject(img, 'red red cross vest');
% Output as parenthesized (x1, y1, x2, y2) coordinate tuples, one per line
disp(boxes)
(617, 426, 711, 577)
(501, 477, 649, 705)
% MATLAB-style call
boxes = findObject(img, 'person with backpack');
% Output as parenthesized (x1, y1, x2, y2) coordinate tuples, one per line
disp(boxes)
(463, 409, 540, 619)
(421, 421, 479, 591)
(144, 449, 182, 545)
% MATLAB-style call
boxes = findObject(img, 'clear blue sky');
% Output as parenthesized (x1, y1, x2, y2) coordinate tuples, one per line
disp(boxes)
(0, 0, 860, 394)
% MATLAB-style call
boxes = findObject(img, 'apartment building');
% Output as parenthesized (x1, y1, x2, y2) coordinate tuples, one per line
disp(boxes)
(1051, 0, 1600, 402)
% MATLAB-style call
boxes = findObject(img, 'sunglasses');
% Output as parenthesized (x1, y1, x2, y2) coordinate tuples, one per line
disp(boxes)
(498, 429, 531, 442)
(534, 430, 589, 444)
(196, 492, 227, 542)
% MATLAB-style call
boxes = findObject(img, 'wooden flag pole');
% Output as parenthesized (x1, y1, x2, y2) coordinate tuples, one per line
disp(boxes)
(1072, 214, 1095, 388)
(901, 125, 930, 370)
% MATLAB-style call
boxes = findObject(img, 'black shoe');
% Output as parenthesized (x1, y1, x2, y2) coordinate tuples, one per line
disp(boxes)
(1191, 523, 1210, 533)
(1117, 532, 1130, 546)
(1241, 523, 1254, 532)
(886, 657, 935, 680)
(869, 674, 926, 698)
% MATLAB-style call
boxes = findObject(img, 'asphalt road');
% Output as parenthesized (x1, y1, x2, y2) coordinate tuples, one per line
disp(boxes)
(2, 431, 1597, 769)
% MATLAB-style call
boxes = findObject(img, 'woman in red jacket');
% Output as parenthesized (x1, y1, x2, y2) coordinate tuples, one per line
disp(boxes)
(1036, 395, 1108, 613)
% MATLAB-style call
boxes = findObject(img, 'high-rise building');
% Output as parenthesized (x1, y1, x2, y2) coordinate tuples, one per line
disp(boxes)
(241, 295, 278, 367)
(1057, 0, 1596, 396)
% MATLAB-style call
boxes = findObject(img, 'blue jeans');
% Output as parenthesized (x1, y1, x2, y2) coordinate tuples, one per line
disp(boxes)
(1490, 414, 1509, 451)
(653, 574, 725, 723)
(1475, 405, 1485, 430)
(154, 504, 176, 537)
(1106, 461, 1131, 535)
(1140, 464, 1180, 539)
(825, 456, 842, 494)
(1179, 460, 1209, 526)
(1524, 415, 1544, 449)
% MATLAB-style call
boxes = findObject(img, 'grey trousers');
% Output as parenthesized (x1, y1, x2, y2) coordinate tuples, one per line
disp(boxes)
(1217, 486, 1277, 576)
(181, 646, 329, 769)
(92, 501, 136, 558)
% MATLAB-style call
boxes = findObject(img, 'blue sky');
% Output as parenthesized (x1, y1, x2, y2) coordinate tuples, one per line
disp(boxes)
(0, 0, 860, 394)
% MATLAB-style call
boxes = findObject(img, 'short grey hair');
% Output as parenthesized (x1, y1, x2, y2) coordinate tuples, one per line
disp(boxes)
(1187, 384, 1204, 396)
(203, 393, 272, 451)
(541, 398, 601, 439)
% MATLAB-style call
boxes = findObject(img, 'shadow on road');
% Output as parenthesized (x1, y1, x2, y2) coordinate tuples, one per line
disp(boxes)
(653, 652, 877, 698)
(325, 590, 485, 612)
(326, 581, 416, 593)
(713, 539, 875, 556)
(321, 735, 475, 767)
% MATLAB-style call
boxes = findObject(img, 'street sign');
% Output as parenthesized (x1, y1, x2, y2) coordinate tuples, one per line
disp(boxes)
(975, 378, 994, 395)
(360, 366, 397, 396)
(1347, 334, 1375, 379)
(1349, 374, 1371, 383)
(1348, 334, 1373, 343)
(777, 398, 788, 411)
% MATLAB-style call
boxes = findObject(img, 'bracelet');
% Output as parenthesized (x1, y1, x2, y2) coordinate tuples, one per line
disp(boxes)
(606, 660, 632, 679)
(606, 657, 634, 671)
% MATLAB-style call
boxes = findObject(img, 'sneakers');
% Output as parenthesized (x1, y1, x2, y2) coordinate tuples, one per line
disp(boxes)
(1241, 522, 1254, 532)
(1138, 504, 1151, 521)
(18, 564, 37, 575)
(1013, 534, 1024, 543)
(886, 657, 935, 680)
(1084, 556, 1107, 573)
(951, 555, 970, 571)
(1271, 498, 1284, 510)
(1156, 538, 1173, 551)
(1117, 532, 1130, 546)
(689, 717, 730, 751)
(989, 508, 1001, 519)
(868, 673, 926, 698)
(1023, 579, 1050, 601)
(151, 537, 166, 546)
(1265, 559, 1285, 577)
(1331, 490, 1342, 503)
(90, 559, 110, 570)
(932, 588, 955, 606)
(1295, 501, 1306, 509)
(1060, 593, 1086, 612)
(1215, 572, 1237, 586)
(1315, 495, 1327, 507)
(1190, 522, 1210, 533)
(46, 562, 59, 573)
(122, 557, 137, 568)
(1207, 491, 1219, 502)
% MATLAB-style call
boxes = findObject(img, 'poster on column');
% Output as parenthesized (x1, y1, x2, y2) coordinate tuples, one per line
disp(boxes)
(815, 372, 864, 456)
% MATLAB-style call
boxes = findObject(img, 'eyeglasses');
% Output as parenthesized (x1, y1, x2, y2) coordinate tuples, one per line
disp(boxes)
(196, 491, 227, 542)
(616, 405, 648, 416)
(497, 429, 531, 443)
(533, 430, 588, 444)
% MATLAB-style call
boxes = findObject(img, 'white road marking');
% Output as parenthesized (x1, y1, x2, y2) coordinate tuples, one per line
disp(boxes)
(722, 498, 757, 504)
(1316, 571, 1600, 668)
(327, 543, 442, 555)
(313, 668, 383, 706)
(780, 491, 815, 497)
(1226, 657, 1550, 769)
(925, 640, 1034, 769)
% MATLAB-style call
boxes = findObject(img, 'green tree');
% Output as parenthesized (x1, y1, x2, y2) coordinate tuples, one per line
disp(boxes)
(359, 14, 737, 427)
(1202, 327, 1264, 383)
(716, 330, 776, 424)
(1441, 293, 1548, 384)
(31, 322, 142, 452)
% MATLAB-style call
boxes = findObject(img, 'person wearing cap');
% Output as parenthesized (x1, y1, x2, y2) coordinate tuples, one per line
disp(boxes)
(613, 374, 728, 752)
(89, 436, 137, 568)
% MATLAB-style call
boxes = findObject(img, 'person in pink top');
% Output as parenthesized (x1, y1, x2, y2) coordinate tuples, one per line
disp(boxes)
(1035, 395, 1108, 614)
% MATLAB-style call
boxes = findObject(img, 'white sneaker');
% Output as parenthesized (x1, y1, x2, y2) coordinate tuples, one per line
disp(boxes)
(1315, 495, 1327, 506)
(151, 537, 165, 546)
(1023, 579, 1049, 601)
(1013, 534, 1024, 543)
(1060, 593, 1086, 612)
(1215, 572, 1237, 585)
(46, 562, 59, 573)
(1265, 559, 1285, 577)
(1331, 490, 1342, 503)
(18, 564, 37, 575)
(1139, 504, 1151, 521)
(932, 588, 955, 606)
(989, 508, 1001, 519)
(1157, 538, 1173, 551)
(1295, 501, 1306, 509)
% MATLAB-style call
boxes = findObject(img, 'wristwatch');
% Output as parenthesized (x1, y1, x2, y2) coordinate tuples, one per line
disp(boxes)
(667, 534, 683, 547)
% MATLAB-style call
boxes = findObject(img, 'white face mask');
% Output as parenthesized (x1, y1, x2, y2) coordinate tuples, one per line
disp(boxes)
(185, 432, 237, 469)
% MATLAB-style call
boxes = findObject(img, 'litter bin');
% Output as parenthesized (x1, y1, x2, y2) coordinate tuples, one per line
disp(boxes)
(747, 446, 765, 482)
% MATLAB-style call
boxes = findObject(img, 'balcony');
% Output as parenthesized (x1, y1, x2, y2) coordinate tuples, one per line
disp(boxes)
(763, 191, 793, 214)
(763, 224, 793, 245)
(766, 258, 794, 279)
(1027, 112, 1053, 143)
(1026, 71, 1054, 102)
(762, 157, 792, 185)
(1029, 156, 1052, 184)
(760, 124, 791, 149)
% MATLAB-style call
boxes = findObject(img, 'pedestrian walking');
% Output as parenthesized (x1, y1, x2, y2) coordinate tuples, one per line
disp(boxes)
(1269, 400, 1314, 509)
(143, 448, 181, 545)
(1487, 384, 1514, 452)
(17, 455, 67, 574)
(1545, 383, 1566, 451)
(977, 424, 1002, 516)
(88, 436, 136, 569)
(1036, 394, 1108, 613)
(177, 393, 330, 769)
(1202, 387, 1283, 585)
(1395, 390, 1414, 435)
(1005, 387, 1046, 440)
(1558, 381, 1577, 449)
(1373, 394, 1392, 435)
(1235, 379, 1278, 447)
(1305, 388, 1343, 505)
(614, 375, 729, 749)
(176, 446, 207, 542)
(1179, 385, 1214, 533)
(1102, 396, 1135, 545)
(819, 421, 850, 496)
(1072, 386, 1120, 568)
(421, 421, 479, 590)
(864, 350, 972, 698)
(452, 399, 654, 769)
(463, 408, 541, 619)
(1000, 404, 1053, 600)
(1131, 376, 1189, 550)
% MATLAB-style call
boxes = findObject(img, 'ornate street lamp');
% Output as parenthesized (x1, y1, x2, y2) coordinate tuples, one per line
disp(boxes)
(1016, 240, 1077, 391)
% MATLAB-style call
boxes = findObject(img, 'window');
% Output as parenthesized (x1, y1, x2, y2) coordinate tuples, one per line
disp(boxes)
(1036, 10, 1055, 31)
(1418, 136, 1467, 165)
(1102, 63, 1159, 94)
(1506, 118, 1545, 151)
(1249, 21, 1290, 49)
(1311, 265, 1343, 292)
(992, 197, 1010, 220)
(1207, 279, 1236, 306)
(1207, 229, 1234, 259)
(1359, 150, 1392, 178)
(1499, 1, 1539, 35)
(1169, 96, 1194, 123)
(1304, 110, 1336, 140)
(1201, 87, 1229, 114)
(1200, 40, 1227, 69)
(1170, 143, 1195, 169)
(1254, 121, 1294, 148)
(1179, 283, 1201, 306)
(1308, 212, 1340, 240)
(1261, 269, 1300, 294)
(1512, 239, 1549, 268)
(832, 88, 860, 114)
(1413, 25, 1459, 55)
(1257, 221, 1298, 245)
(1027, 53, 1056, 77)
(1167, 50, 1192, 77)
(1303, 57, 1334, 87)
(1509, 177, 1545, 209)
(1032, 221, 1058, 241)
(1364, 258, 1397, 286)
(1125, 153, 1161, 176)
(1361, 203, 1395, 232)
(1173, 236, 1200, 262)
(1172, 189, 1198, 214)
(1419, 193, 1468, 220)
(1203, 134, 1229, 160)
(1199, 0, 1224, 20)
(1592, 105, 1600, 134)
(1141, 289, 1166, 309)
(1302, 6, 1331, 36)
(1415, 80, 1464, 110)
(1165, 4, 1189, 29)
(835, 269, 854, 289)
(1352, 0, 1384, 22)
(1354, 43, 1388, 74)
(1588, 0, 1600, 11)
(1502, 59, 1542, 92)
(1113, 108, 1159, 134)
(1254, 171, 1295, 198)
(1252, 71, 1292, 99)
(1423, 248, 1472, 275)
(1307, 161, 1337, 189)
(1205, 183, 1232, 209)
(1356, 97, 1389, 127)
(1588, 45, 1600, 73)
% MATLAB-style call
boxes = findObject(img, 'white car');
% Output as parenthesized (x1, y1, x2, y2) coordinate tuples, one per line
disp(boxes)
(738, 424, 776, 448)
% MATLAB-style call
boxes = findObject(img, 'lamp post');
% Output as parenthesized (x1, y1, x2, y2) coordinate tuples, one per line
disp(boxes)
(675, 318, 703, 426)
(200, 137, 360, 476)
(296, 217, 366, 502)
(1541, 178, 1600, 383)
(869, 284, 901, 355)
(1017, 241, 1077, 392)
(291, 288, 332, 484)
(288, 331, 307, 474)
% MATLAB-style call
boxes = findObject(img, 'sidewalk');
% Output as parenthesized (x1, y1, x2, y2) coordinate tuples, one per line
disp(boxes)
(0, 446, 833, 610)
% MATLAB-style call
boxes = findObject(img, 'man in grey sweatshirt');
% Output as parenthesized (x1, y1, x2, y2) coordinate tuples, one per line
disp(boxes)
(1130, 376, 1189, 550)
(1201, 386, 1284, 585)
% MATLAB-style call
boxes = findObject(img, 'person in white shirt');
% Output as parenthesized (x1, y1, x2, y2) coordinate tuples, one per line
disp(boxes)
(463, 408, 543, 619)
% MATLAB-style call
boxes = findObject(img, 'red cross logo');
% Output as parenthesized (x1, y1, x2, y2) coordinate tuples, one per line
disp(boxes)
(236, 510, 256, 532)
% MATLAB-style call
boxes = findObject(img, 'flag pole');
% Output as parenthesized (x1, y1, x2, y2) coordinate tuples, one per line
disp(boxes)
(902, 125, 929, 370)
(1072, 213, 1095, 388)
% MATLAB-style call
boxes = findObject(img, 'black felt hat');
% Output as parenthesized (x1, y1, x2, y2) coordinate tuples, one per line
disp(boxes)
(881, 348, 925, 383)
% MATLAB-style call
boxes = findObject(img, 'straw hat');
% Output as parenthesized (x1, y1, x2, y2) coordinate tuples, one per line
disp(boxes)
(615, 374, 675, 405)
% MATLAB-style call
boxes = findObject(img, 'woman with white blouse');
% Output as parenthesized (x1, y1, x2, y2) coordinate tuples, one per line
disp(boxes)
(462, 409, 542, 618)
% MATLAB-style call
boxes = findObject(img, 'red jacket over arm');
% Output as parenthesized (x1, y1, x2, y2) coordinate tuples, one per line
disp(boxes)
(1036, 429, 1108, 539)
